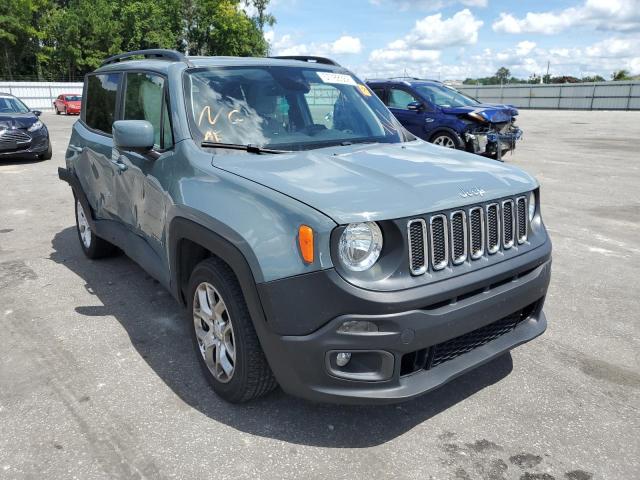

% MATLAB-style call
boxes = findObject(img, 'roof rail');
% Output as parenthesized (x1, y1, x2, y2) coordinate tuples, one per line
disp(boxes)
(100, 49, 193, 67)
(270, 56, 341, 67)
(366, 76, 441, 83)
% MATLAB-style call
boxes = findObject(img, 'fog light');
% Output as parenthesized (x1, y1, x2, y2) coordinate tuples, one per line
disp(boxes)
(335, 352, 352, 367)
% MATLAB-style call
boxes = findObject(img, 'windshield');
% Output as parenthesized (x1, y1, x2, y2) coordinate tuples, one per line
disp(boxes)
(414, 84, 479, 108)
(0, 96, 30, 114)
(65, 95, 81, 101)
(184, 66, 407, 151)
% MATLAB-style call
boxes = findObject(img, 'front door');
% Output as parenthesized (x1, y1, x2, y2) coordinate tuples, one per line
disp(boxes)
(387, 87, 426, 139)
(114, 72, 174, 261)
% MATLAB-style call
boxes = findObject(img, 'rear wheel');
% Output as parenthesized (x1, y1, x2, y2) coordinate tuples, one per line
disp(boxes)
(430, 131, 461, 149)
(74, 199, 116, 259)
(188, 257, 277, 403)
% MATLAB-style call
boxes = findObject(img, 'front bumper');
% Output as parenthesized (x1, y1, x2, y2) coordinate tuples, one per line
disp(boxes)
(0, 129, 49, 159)
(465, 126, 523, 155)
(257, 240, 551, 404)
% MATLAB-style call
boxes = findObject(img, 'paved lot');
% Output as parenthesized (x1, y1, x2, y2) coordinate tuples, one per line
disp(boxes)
(1, 111, 639, 480)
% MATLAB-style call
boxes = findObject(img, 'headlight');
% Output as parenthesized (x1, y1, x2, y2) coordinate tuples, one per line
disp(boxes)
(28, 120, 43, 132)
(338, 222, 383, 271)
(467, 111, 487, 123)
(528, 191, 536, 221)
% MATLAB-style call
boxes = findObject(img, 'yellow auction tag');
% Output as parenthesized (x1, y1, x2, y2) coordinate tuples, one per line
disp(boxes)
(357, 84, 372, 97)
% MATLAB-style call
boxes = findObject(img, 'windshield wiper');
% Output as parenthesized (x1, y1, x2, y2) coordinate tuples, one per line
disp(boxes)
(201, 141, 289, 154)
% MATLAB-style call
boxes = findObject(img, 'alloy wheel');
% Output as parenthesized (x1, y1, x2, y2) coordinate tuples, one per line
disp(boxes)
(432, 135, 456, 148)
(193, 282, 236, 383)
(76, 200, 92, 248)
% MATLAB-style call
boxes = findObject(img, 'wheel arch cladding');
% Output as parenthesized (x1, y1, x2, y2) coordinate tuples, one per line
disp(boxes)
(168, 217, 263, 311)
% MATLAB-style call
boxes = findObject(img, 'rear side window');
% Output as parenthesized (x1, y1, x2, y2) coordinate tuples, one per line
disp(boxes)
(85, 73, 120, 134)
(123, 72, 173, 149)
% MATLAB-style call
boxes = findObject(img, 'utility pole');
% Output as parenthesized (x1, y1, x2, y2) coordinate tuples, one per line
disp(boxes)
(545, 60, 550, 84)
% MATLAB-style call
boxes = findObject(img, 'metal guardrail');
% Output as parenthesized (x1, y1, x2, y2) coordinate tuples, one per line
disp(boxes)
(457, 81, 640, 110)
(0, 82, 84, 111)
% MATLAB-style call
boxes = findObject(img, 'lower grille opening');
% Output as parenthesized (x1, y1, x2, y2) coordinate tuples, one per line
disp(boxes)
(400, 301, 540, 376)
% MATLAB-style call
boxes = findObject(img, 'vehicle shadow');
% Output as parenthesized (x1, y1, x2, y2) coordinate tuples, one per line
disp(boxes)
(51, 226, 514, 448)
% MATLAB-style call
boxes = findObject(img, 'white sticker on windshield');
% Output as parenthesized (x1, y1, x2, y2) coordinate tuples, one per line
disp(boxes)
(317, 72, 357, 86)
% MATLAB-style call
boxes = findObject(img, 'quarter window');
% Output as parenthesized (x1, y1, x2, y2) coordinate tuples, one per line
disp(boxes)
(388, 88, 418, 110)
(123, 72, 173, 149)
(85, 73, 120, 134)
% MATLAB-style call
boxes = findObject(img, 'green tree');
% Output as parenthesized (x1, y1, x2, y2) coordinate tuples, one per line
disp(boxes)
(182, 0, 268, 57)
(495, 67, 510, 83)
(611, 69, 631, 81)
(116, 0, 182, 52)
(40, 0, 122, 80)
(248, 0, 275, 32)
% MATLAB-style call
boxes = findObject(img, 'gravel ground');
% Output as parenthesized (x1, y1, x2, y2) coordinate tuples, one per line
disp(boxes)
(0, 110, 638, 480)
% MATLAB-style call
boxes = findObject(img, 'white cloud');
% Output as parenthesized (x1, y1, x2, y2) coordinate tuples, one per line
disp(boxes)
(330, 36, 363, 55)
(370, 0, 487, 10)
(355, 35, 640, 81)
(368, 9, 483, 66)
(268, 33, 363, 57)
(492, 0, 640, 35)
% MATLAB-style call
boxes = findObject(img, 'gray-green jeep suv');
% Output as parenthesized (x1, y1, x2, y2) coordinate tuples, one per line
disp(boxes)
(58, 49, 551, 404)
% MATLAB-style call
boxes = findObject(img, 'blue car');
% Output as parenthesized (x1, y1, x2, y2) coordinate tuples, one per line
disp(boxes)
(366, 78, 522, 160)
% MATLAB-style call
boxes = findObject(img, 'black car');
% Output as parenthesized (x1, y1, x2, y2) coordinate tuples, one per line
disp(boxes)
(0, 93, 52, 161)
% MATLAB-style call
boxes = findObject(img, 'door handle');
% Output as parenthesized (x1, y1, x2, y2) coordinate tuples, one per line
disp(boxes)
(111, 158, 128, 173)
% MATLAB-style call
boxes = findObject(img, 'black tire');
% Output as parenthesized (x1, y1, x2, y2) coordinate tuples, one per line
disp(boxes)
(187, 257, 277, 403)
(40, 141, 52, 160)
(74, 198, 116, 259)
(55, 106, 60, 115)
(429, 131, 463, 149)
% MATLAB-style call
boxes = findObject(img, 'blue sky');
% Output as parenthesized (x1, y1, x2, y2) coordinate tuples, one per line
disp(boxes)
(260, 0, 640, 80)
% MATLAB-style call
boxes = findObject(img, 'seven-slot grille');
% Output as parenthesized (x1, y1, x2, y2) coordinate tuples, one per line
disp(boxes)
(0, 129, 31, 151)
(429, 215, 448, 271)
(407, 195, 530, 275)
(407, 219, 427, 275)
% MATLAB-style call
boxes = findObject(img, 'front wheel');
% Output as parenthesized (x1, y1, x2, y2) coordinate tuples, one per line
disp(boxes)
(55, 106, 60, 115)
(188, 258, 277, 403)
(74, 199, 116, 259)
(430, 131, 461, 149)
(40, 141, 52, 160)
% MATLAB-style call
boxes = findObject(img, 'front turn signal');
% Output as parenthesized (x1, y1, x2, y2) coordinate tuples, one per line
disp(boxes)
(298, 225, 314, 264)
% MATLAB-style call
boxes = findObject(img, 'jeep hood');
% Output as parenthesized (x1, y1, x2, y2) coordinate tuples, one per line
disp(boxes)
(212, 141, 537, 224)
(441, 104, 518, 123)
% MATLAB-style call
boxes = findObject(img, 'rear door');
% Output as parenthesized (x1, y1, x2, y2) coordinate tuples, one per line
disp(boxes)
(387, 87, 426, 138)
(72, 72, 122, 221)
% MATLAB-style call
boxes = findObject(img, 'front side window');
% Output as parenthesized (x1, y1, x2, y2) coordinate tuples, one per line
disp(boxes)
(85, 73, 120, 134)
(414, 84, 479, 108)
(123, 72, 171, 149)
(0, 96, 30, 114)
(184, 66, 407, 151)
(388, 88, 418, 110)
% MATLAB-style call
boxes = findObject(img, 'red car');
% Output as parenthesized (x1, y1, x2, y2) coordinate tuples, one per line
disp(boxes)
(53, 93, 82, 115)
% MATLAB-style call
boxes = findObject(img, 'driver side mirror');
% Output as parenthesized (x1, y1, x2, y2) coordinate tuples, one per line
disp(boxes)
(407, 101, 424, 112)
(112, 120, 155, 153)
(32, 110, 42, 117)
